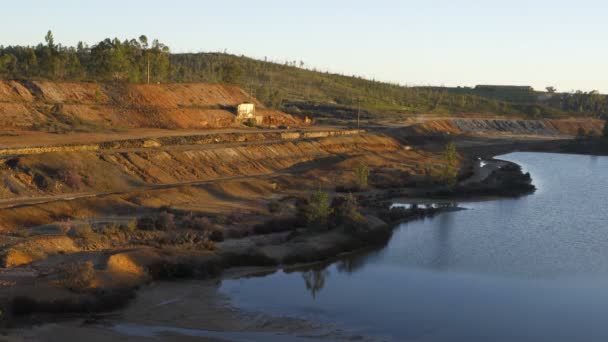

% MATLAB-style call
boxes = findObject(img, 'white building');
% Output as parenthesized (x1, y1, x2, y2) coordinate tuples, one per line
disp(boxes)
(236, 103, 263, 124)
(236, 103, 256, 119)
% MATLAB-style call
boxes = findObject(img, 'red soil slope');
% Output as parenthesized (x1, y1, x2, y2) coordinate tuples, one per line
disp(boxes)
(0, 81, 303, 130)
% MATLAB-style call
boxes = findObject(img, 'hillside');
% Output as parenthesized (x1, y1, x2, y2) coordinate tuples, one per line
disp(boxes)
(0, 80, 302, 132)
(1, 33, 606, 122)
(170, 53, 608, 120)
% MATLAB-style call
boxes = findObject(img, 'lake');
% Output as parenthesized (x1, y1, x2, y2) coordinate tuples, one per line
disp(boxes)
(220, 152, 608, 342)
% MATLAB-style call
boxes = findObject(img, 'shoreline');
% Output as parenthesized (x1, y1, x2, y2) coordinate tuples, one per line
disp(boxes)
(0, 141, 562, 341)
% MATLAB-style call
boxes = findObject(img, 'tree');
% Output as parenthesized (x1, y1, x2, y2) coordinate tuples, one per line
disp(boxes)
(355, 161, 369, 189)
(44, 30, 55, 50)
(23, 48, 38, 76)
(438, 142, 458, 186)
(223, 60, 243, 85)
(0, 54, 18, 77)
(298, 190, 333, 228)
(330, 193, 366, 232)
(546, 86, 556, 94)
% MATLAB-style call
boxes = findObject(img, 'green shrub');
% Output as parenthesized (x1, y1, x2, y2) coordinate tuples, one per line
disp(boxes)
(355, 162, 369, 189)
(436, 142, 458, 186)
(56, 261, 96, 292)
(330, 194, 367, 233)
(297, 190, 333, 229)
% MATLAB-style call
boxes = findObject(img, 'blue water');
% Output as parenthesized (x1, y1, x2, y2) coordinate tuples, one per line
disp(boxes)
(220, 153, 608, 342)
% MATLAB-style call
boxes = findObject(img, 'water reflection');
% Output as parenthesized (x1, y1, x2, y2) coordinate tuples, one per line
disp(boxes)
(298, 249, 386, 299)
(220, 153, 608, 342)
(431, 211, 454, 270)
(335, 252, 376, 274)
(301, 268, 329, 299)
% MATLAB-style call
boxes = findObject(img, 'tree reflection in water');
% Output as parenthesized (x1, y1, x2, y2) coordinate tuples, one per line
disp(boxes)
(336, 253, 372, 274)
(301, 268, 329, 299)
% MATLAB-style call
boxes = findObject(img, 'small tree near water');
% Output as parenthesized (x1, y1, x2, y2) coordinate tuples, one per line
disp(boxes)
(298, 190, 333, 228)
(355, 162, 369, 190)
(438, 142, 458, 186)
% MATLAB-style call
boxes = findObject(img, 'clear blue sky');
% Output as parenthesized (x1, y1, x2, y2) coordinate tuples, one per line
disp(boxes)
(2, 0, 607, 92)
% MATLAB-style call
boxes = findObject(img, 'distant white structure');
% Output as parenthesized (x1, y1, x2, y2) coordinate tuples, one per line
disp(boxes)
(236, 103, 256, 119)
(236, 103, 263, 125)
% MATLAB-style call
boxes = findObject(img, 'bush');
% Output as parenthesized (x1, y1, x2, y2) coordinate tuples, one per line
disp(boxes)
(435, 142, 458, 186)
(330, 194, 367, 233)
(355, 162, 369, 189)
(136, 212, 176, 231)
(67, 224, 96, 240)
(296, 190, 333, 229)
(56, 261, 96, 292)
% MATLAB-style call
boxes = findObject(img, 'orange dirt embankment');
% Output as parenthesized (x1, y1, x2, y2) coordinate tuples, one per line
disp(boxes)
(0, 81, 303, 130)
(407, 118, 604, 137)
(0, 133, 415, 229)
(0, 130, 367, 199)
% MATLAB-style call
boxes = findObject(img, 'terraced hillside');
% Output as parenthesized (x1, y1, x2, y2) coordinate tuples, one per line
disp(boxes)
(407, 118, 604, 137)
(0, 81, 303, 131)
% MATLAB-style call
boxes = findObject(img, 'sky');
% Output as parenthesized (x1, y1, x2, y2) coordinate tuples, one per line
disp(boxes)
(2, 0, 607, 93)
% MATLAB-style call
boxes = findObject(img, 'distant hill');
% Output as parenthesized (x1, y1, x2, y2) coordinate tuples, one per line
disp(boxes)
(1, 32, 606, 121)
(169, 53, 607, 120)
